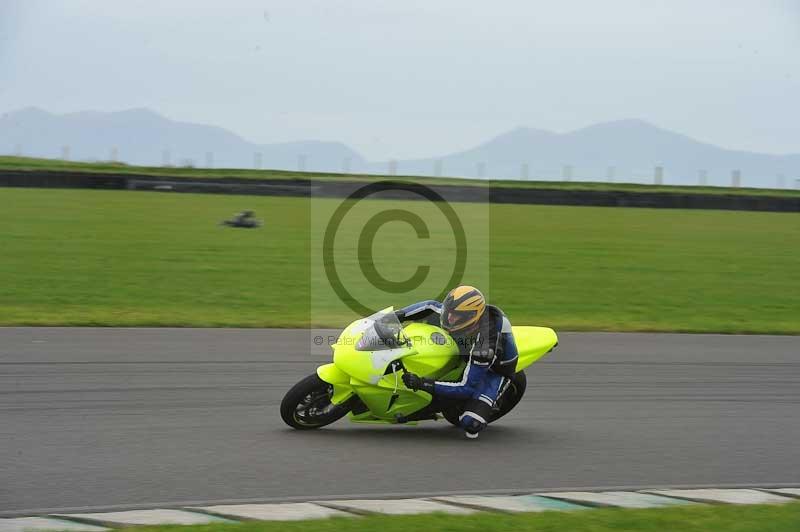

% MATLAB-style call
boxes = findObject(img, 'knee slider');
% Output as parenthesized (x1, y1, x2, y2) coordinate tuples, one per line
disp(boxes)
(460, 411, 487, 434)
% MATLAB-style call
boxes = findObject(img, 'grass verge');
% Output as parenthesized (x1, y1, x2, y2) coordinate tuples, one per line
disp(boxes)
(126, 502, 800, 532)
(2, 155, 799, 198)
(0, 188, 798, 332)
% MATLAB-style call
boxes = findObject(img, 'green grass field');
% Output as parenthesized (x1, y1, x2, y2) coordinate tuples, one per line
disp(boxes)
(109, 503, 800, 532)
(3, 155, 799, 197)
(0, 187, 798, 332)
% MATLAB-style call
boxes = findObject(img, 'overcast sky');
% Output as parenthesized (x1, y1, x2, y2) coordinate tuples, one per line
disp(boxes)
(1, 0, 799, 160)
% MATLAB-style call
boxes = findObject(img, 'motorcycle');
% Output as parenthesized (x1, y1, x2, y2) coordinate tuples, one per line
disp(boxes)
(280, 308, 558, 430)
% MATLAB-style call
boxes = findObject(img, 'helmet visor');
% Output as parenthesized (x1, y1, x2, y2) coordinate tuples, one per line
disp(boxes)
(441, 309, 473, 331)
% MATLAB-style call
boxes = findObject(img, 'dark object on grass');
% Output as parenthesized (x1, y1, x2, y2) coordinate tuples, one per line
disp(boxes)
(221, 210, 261, 228)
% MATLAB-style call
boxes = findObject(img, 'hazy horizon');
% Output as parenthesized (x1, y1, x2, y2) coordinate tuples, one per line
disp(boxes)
(2, 1, 799, 160)
(9, 105, 781, 159)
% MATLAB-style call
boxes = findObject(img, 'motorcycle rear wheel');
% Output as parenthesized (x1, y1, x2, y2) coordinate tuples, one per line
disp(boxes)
(441, 371, 527, 427)
(280, 373, 351, 429)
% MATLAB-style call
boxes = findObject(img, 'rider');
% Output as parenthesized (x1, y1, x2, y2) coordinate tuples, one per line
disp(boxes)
(397, 286, 519, 439)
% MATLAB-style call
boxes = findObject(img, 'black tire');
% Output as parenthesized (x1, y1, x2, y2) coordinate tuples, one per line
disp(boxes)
(441, 371, 527, 427)
(492, 370, 527, 422)
(280, 373, 351, 430)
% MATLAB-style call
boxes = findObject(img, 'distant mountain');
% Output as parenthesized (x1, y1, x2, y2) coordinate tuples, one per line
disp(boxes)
(369, 119, 800, 187)
(2, 108, 798, 187)
(0, 107, 365, 173)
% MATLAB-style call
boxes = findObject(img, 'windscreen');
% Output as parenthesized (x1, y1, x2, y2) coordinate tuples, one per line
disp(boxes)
(355, 308, 408, 351)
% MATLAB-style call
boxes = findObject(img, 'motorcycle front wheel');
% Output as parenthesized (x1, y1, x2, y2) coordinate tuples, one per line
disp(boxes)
(280, 373, 351, 429)
(441, 370, 527, 427)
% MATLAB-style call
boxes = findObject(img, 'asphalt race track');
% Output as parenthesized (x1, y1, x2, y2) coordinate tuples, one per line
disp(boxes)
(1, 328, 799, 515)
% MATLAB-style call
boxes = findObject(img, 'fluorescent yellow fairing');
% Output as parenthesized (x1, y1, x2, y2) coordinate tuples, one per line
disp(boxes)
(316, 363, 354, 404)
(512, 326, 558, 371)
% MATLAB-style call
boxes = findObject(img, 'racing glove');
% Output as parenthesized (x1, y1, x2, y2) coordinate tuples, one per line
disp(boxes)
(402, 372, 435, 393)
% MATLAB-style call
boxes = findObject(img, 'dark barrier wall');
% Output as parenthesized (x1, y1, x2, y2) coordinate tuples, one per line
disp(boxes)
(0, 170, 128, 190)
(489, 187, 800, 212)
(1, 169, 798, 213)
